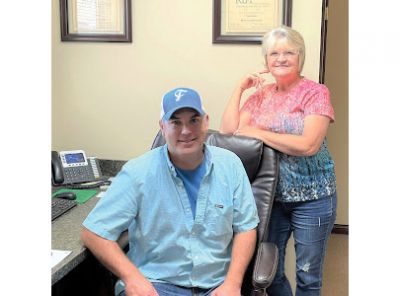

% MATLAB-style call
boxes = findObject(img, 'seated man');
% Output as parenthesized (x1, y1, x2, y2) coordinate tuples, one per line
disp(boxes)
(80, 87, 259, 296)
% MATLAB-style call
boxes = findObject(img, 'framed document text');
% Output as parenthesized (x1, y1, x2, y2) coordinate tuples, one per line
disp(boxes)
(60, 0, 132, 42)
(213, 0, 292, 44)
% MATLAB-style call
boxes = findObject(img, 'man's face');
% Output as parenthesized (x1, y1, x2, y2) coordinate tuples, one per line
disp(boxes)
(159, 108, 209, 162)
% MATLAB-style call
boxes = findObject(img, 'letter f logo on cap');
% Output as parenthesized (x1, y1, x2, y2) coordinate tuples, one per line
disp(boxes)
(160, 87, 205, 121)
(174, 89, 188, 102)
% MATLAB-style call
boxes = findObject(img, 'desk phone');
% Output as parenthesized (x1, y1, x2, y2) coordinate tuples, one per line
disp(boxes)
(52, 150, 102, 185)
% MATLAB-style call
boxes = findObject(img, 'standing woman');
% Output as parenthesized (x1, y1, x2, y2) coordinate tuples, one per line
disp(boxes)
(220, 26, 337, 296)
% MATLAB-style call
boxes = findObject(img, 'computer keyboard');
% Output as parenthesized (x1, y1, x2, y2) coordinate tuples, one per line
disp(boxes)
(52, 198, 77, 221)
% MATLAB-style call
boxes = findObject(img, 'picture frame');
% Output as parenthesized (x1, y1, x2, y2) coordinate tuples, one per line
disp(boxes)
(59, 0, 132, 42)
(213, 0, 292, 44)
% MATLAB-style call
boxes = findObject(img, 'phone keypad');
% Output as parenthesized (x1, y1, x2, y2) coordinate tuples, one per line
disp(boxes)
(64, 166, 94, 184)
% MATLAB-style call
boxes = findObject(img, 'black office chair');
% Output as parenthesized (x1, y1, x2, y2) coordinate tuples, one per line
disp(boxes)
(151, 129, 279, 296)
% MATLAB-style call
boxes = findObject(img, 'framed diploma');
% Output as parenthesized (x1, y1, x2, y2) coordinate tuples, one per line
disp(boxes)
(60, 0, 132, 42)
(213, 0, 292, 44)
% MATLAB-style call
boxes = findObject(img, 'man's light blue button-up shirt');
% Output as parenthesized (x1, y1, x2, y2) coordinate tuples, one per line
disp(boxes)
(83, 144, 259, 289)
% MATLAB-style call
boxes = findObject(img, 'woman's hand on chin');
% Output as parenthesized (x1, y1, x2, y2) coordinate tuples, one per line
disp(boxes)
(238, 69, 270, 91)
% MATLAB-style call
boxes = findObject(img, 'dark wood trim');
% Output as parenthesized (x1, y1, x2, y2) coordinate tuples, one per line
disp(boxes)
(212, 0, 292, 44)
(282, 0, 293, 26)
(332, 223, 348, 235)
(319, 0, 329, 83)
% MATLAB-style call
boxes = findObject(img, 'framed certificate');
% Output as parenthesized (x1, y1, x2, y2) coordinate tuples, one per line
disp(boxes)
(59, 0, 132, 42)
(213, 0, 292, 44)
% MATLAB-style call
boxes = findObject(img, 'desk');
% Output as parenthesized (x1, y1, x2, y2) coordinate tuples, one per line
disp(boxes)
(52, 159, 127, 289)
(51, 191, 129, 285)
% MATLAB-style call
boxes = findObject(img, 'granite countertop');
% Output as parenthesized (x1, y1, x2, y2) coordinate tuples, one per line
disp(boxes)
(51, 159, 128, 285)
(98, 159, 127, 177)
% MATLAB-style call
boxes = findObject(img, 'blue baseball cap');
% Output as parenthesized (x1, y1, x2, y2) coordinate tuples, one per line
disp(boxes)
(160, 87, 206, 121)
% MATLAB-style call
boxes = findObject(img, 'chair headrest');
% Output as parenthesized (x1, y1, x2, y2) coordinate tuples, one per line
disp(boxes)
(151, 130, 263, 182)
(205, 131, 263, 182)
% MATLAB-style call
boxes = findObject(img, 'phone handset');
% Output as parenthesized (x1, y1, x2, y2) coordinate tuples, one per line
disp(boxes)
(52, 151, 64, 184)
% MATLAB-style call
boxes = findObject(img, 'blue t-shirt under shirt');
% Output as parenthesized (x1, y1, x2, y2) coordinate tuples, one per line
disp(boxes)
(175, 160, 206, 219)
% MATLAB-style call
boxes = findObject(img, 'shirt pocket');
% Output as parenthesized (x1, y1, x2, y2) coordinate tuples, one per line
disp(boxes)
(206, 203, 234, 237)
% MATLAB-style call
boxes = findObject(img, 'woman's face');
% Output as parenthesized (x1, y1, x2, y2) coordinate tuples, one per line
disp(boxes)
(265, 40, 300, 79)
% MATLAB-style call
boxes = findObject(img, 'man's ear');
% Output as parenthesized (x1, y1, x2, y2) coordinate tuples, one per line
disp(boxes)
(203, 114, 210, 130)
(159, 120, 165, 137)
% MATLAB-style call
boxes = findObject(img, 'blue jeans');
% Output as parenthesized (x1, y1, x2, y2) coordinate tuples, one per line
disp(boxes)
(266, 193, 337, 296)
(117, 282, 217, 296)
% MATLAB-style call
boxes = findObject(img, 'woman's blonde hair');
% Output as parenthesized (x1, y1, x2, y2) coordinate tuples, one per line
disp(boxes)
(261, 26, 305, 73)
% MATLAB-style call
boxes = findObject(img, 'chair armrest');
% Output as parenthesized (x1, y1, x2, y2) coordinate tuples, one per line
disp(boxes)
(252, 242, 278, 289)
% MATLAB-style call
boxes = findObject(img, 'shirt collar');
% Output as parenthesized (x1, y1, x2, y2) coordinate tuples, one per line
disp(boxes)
(162, 144, 213, 176)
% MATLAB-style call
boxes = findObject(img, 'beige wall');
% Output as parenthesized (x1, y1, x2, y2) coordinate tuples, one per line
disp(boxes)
(323, 1, 349, 294)
(52, 0, 347, 294)
(52, 0, 323, 160)
(325, 0, 349, 226)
